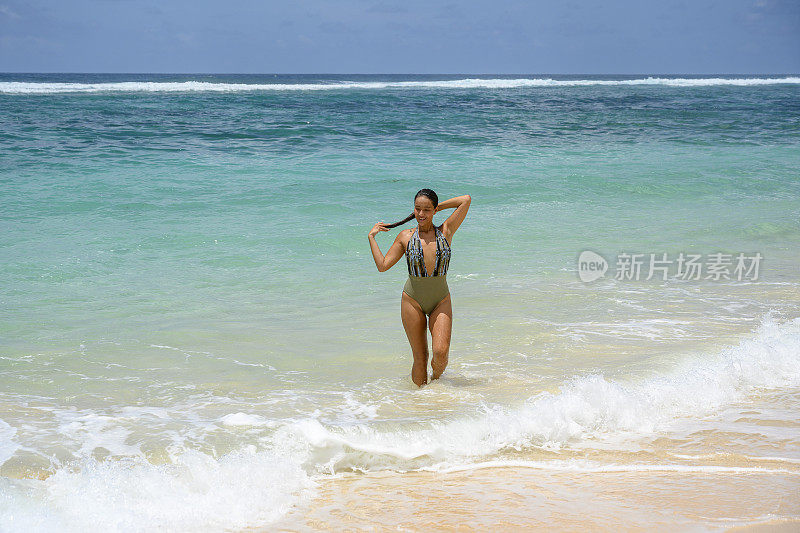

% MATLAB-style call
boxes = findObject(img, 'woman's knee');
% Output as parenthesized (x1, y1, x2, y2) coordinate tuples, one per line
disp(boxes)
(432, 348, 448, 365)
(431, 339, 450, 359)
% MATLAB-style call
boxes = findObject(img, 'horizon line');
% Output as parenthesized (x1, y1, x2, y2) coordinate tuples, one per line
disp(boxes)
(2, 71, 799, 76)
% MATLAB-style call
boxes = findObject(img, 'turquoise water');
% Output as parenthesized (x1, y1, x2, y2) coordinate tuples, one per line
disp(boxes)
(1, 74, 800, 531)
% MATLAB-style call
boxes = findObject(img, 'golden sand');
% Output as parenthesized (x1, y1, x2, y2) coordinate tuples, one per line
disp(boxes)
(261, 465, 800, 532)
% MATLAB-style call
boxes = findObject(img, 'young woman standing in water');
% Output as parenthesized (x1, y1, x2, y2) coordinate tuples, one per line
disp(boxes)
(368, 189, 472, 387)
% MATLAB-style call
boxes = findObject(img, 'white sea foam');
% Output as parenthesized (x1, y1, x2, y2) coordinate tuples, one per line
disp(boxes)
(669, 453, 800, 465)
(0, 446, 315, 532)
(118, 405, 171, 419)
(0, 316, 797, 530)
(54, 410, 143, 458)
(0, 418, 20, 467)
(265, 315, 800, 473)
(422, 459, 800, 475)
(219, 412, 275, 427)
(1, 77, 799, 94)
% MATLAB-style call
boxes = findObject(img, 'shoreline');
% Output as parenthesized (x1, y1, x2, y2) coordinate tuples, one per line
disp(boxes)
(266, 464, 800, 531)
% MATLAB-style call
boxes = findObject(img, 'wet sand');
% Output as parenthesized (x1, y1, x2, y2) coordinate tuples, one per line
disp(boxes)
(729, 521, 800, 533)
(263, 465, 800, 532)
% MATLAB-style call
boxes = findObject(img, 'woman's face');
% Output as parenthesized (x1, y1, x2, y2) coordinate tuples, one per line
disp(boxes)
(414, 196, 436, 225)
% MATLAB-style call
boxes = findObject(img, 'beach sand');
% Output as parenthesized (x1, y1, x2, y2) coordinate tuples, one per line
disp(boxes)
(730, 522, 800, 533)
(265, 464, 800, 532)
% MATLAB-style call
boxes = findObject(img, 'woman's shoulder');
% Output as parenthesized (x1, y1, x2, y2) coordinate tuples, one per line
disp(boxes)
(399, 227, 414, 246)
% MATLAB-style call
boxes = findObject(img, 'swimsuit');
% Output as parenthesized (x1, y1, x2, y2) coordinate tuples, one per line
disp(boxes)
(403, 225, 451, 316)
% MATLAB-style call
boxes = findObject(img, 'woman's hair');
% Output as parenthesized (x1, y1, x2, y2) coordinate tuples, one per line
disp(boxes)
(384, 189, 439, 229)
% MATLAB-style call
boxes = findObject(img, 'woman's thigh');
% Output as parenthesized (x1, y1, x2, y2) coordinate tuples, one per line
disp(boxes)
(401, 291, 428, 360)
(428, 294, 452, 354)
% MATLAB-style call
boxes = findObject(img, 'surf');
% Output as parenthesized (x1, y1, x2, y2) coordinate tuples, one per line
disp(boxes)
(2, 76, 800, 94)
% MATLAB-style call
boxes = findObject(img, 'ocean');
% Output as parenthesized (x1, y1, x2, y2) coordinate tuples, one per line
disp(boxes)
(1, 74, 799, 531)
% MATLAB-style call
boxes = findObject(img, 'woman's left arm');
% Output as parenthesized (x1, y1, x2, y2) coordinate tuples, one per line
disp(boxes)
(437, 195, 471, 237)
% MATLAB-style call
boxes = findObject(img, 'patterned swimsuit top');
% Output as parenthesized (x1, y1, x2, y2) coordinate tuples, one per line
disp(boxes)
(405, 225, 451, 277)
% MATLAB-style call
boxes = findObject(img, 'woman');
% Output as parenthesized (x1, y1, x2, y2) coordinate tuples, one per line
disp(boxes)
(368, 189, 472, 387)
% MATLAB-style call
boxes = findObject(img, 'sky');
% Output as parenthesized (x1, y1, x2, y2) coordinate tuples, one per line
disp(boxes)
(0, 0, 798, 74)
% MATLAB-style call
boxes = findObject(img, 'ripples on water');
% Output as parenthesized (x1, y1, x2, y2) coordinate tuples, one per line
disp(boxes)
(1, 74, 799, 531)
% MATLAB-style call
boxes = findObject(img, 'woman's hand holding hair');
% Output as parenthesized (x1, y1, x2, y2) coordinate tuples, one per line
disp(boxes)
(369, 222, 388, 238)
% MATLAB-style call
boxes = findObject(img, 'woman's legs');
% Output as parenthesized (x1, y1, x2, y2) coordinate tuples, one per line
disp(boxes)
(401, 291, 429, 387)
(428, 294, 452, 380)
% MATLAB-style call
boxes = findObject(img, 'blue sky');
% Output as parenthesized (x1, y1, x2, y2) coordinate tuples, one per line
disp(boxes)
(1, 0, 798, 73)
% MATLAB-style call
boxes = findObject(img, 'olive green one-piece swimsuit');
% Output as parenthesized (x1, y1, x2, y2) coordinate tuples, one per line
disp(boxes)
(403, 225, 451, 316)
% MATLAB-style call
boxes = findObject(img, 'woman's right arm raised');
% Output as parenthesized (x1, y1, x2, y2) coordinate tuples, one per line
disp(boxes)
(368, 224, 406, 272)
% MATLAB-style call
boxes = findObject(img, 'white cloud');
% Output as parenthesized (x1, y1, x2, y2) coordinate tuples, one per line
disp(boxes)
(0, 4, 21, 19)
